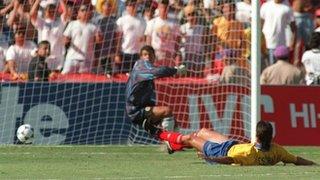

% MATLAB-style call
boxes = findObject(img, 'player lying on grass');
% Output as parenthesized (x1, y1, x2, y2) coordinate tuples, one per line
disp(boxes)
(125, 45, 186, 152)
(160, 121, 316, 165)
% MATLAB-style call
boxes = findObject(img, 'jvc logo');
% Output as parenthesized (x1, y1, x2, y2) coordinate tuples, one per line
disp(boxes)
(180, 94, 252, 138)
(0, 86, 68, 144)
(180, 94, 277, 139)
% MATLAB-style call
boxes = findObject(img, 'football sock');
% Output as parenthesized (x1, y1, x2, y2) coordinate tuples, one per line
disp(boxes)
(169, 142, 184, 151)
(158, 131, 182, 144)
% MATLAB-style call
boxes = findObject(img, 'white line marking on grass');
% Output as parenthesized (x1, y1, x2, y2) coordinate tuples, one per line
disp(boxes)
(0, 145, 160, 148)
(99, 171, 320, 180)
(104, 177, 150, 180)
(0, 152, 195, 155)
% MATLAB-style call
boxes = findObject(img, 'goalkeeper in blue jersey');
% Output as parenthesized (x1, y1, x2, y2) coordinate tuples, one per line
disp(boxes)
(125, 45, 186, 151)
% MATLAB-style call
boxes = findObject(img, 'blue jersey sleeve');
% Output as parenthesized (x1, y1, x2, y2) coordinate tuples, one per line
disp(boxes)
(134, 60, 177, 81)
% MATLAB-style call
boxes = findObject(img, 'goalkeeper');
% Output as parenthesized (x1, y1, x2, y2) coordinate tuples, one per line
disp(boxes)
(160, 121, 316, 165)
(125, 45, 186, 148)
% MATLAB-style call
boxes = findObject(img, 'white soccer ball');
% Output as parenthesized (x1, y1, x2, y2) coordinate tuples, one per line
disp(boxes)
(16, 124, 34, 144)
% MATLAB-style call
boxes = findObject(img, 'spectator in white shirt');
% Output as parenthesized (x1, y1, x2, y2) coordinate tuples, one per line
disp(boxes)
(260, 0, 296, 66)
(145, 0, 181, 67)
(302, 32, 320, 85)
(114, 0, 146, 74)
(6, 27, 37, 80)
(236, 0, 251, 27)
(30, 0, 68, 72)
(62, 4, 102, 74)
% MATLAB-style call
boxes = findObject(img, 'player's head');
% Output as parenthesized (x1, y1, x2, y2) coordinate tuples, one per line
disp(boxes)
(140, 45, 156, 63)
(38, 41, 51, 58)
(256, 121, 273, 151)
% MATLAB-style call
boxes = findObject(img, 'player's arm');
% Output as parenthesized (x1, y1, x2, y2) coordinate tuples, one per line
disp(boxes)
(203, 156, 235, 165)
(277, 144, 316, 166)
(138, 62, 186, 80)
(294, 156, 316, 166)
(138, 65, 177, 80)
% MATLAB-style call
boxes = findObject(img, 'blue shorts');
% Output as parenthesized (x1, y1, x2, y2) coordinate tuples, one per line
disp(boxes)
(203, 140, 238, 157)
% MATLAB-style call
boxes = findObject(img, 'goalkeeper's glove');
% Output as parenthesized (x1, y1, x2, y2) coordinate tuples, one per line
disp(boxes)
(175, 64, 187, 75)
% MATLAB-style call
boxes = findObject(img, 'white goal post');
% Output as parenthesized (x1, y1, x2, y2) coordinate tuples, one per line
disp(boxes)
(250, 0, 261, 143)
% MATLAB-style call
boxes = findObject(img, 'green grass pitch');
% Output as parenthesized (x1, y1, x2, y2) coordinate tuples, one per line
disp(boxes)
(0, 146, 319, 179)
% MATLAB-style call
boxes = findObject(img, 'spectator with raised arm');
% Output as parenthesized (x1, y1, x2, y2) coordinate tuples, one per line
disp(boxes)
(6, 0, 37, 42)
(30, 0, 68, 73)
(62, 3, 102, 74)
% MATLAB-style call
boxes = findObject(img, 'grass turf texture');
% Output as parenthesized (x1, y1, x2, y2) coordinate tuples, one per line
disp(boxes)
(0, 146, 319, 179)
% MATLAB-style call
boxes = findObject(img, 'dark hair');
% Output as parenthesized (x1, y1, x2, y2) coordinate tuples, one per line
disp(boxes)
(140, 45, 155, 56)
(38, 40, 50, 48)
(143, 1, 157, 13)
(159, 0, 169, 6)
(256, 121, 273, 151)
(306, 32, 320, 50)
(126, 0, 137, 6)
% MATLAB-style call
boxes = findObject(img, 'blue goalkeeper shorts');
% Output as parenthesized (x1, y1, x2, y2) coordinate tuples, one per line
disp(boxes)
(203, 140, 238, 157)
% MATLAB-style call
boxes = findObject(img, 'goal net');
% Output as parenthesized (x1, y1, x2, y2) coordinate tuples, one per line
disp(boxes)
(0, 0, 254, 145)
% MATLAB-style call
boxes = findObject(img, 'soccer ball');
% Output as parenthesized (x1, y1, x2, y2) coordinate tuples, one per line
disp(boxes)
(16, 124, 34, 144)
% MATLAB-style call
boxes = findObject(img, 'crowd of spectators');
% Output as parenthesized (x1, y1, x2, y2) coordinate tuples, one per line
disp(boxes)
(0, 0, 319, 85)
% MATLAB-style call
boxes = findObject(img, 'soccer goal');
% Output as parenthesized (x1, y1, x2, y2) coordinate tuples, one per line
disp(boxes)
(0, 0, 260, 145)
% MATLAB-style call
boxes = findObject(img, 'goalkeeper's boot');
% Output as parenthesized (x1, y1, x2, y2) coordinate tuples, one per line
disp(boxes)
(164, 141, 184, 154)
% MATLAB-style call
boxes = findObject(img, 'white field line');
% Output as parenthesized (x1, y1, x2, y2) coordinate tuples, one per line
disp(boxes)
(6, 171, 320, 180)
(0, 145, 159, 148)
(97, 171, 320, 179)
(1, 152, 320, 156)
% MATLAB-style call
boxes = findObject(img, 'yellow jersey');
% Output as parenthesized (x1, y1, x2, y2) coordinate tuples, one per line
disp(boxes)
(227, 143, 297, 165)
